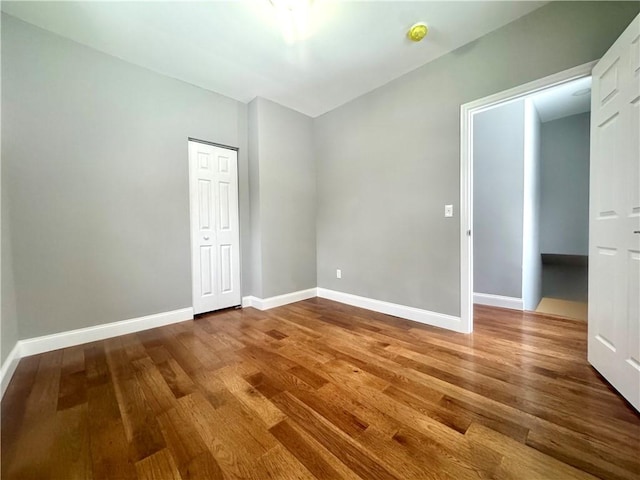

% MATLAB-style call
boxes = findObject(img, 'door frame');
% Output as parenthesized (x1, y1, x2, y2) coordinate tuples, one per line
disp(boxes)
(459, 61, 597, 333)
(187, 137, 243, 313)
(188, 137, 239, 152)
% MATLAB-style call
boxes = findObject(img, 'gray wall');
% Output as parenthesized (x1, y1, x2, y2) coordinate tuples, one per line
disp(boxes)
(1, 11, 22, 365)
(473, 101, 525, 299)
(0, 12, 17, 364)
(522, 101, 542, 310)
(2, 14, 250, 339)
(248, 98, 316, 299)
(1, 2, 636, 351)
(473, 99, 542, 309)
(2, 159, 19, 364)
(540, 112, 591, 255)
(314, 2, 637, 316)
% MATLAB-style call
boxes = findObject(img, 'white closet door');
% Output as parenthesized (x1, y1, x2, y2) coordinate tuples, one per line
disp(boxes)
(189, 141, 241, 314)
(588, 14, 640, 412)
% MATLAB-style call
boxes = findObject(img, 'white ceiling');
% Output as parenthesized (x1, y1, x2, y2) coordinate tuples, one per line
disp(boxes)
(2, 1, 548, 117)
(531, 76, 592, 123)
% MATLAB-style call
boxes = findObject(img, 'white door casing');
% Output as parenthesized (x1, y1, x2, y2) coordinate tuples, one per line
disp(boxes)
(188, 141, 241, 314)
(588, 14, 640, 412)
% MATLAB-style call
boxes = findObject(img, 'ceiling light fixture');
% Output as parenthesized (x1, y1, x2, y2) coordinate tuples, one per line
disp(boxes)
(408, 22, 428, 42)
(269, 0, 314, 44)
(572, 88, 591, 96)
(270, 0, 311, 12)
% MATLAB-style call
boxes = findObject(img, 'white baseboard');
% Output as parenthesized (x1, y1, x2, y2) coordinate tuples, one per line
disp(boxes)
(2, 285, 467, 399)
(474, 292, 524, 311)
(243, 288, 317, 311)
(0, 307, 193, 398)
(19, 307, 194, 358)
(317, 288, 465, 333)
(1, 342, 22, 399)
(244, 287, 465, 332)
(0, 307, 194, 400)
(242, 296, 255, 308)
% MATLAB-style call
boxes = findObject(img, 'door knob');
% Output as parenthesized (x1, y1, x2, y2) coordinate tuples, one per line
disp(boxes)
(635, 231, 640, 234)
(203, 236, 210, 240)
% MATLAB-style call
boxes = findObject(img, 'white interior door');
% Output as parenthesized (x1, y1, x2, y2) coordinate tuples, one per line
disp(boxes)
(588, 14, 640, 412)
(189, 140, 241, 314)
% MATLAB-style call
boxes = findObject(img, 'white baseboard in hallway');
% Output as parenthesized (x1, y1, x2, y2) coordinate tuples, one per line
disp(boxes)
(473, 292, 524, 310)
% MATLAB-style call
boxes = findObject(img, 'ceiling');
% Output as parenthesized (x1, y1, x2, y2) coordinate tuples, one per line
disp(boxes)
(531, 76, 592, 123)
(2, 1, 548, 117)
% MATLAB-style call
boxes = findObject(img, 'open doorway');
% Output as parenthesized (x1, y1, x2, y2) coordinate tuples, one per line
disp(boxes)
(472, 77, 591, 321)
(458, 61, 596, 332)
(461, 16, 639, 412)
(533, 79, 591, 320)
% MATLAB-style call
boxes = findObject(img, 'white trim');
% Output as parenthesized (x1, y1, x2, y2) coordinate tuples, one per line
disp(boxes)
(460, 61, 596, 334)
(20, 307, 194, 358)
(317, 288, 466, 333)
(473, 293, 524, 311)
(0, 307, 194, 400)
(2, 283, 469, 398)
(1, 342, 22, 399)
(242, 296, 255, 308)
(244, 288, 317, 311)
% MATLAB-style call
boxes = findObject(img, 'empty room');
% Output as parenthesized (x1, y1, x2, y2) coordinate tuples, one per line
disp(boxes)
(1, 1, 639, 479)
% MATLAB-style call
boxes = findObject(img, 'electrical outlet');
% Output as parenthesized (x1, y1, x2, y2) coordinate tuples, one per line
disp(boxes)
(336, 269, 342, 279)
(445, 204, 454, 217)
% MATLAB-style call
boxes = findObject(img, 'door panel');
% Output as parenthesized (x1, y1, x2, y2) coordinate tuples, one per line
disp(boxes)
(594, 113, 619, 216)
(220, 244, 232, 294)
(589, 14, 640, 411)
(630, 98, 639, 211)
(219, 182, 230, 230)
(218, 154, 229, 173)
(599, 60, 619, 105)
(594, 249, 617, 346)
(628, 252, 640, 370)
(189, 141, 241, 314)
(198, 179, 212, 230)
(200, 245, 214, 296)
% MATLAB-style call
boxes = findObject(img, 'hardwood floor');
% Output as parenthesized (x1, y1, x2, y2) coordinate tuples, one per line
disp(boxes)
(2, 299, 639, 479)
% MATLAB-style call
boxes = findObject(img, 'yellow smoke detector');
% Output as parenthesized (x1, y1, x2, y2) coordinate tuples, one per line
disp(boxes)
(407, 22, 428, 42)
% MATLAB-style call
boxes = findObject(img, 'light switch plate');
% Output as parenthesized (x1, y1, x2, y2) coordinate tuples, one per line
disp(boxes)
(445, 205, 454, 217)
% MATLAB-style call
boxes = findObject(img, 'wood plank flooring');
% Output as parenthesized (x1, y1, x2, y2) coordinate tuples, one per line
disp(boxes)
(2, 299, 639, 479)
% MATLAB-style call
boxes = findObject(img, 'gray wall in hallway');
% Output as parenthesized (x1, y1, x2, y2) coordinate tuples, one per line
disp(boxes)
(473, 101, 525, 300)
(540, 112, 591, 256)
(2, 14, 250, 339)
(248, 98, 317, 299)
(314, 2, 638, 316)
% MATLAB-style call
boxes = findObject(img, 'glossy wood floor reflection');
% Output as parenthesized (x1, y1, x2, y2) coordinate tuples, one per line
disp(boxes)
(2, 300, 639, 479)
